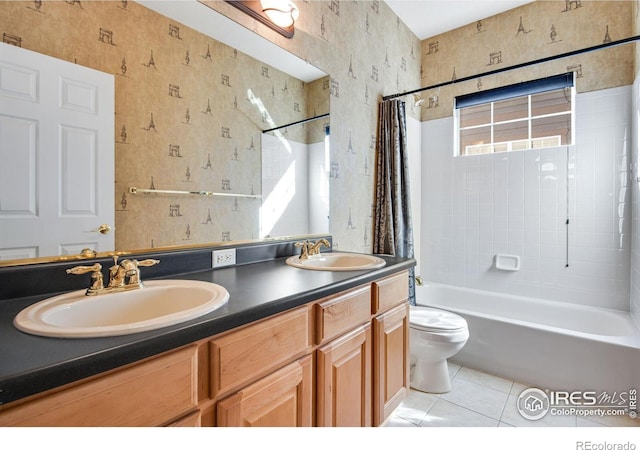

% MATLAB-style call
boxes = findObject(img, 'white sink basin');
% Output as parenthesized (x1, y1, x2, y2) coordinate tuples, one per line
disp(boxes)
(14, 280, 229, 338)
(285, 252, 386, 271)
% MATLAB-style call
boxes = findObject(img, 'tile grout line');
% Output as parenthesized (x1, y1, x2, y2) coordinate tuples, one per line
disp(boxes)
(497, 381, 515, 424)
(418, 397, 502, 427)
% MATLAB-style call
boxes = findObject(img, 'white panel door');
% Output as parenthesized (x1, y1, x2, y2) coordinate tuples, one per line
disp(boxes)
(0, 42, 114, 260)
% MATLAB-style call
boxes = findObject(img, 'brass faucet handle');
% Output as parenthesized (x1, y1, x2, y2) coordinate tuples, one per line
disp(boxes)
(66, 263, 104, 294)
(308, 238, 330, 256)
(66, 263, 102, 275)
(316, 238, 330, 249)
(295, 240, 311, 259)
(110, 254, 120, 268)
(136, 259, 160, 267)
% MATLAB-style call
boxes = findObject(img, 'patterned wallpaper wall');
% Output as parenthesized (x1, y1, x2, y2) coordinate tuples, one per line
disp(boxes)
(417, 0, 635, 122)
(0, 0, 331, 252)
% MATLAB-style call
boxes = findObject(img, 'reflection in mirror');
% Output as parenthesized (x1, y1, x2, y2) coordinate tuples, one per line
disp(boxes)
(261, 114, 330, 238)
(0, 0, 329, 267)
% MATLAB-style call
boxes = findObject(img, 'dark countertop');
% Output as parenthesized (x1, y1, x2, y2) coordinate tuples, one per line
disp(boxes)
(0, 254, 414, 407)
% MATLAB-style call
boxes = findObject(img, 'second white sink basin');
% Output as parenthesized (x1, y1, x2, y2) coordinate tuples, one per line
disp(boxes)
(285, 252, 386, 271)
(14, 279, 229, 338)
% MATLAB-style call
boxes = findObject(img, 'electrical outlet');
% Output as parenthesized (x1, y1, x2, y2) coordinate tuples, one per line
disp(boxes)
(212, 248, 236, 268)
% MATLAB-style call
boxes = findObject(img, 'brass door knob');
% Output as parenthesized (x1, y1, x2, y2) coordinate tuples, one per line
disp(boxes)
(96, 224, 112, 234)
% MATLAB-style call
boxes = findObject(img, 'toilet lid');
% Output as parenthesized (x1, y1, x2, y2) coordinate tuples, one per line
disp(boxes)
(410, 306, 467, 332)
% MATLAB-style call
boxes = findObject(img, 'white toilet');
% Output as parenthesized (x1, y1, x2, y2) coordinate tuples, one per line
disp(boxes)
(409, 305, 469, 394)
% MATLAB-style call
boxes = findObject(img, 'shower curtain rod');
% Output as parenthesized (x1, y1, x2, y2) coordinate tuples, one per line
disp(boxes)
(262, 112, 330, 133)
(382, 35, 640, 102)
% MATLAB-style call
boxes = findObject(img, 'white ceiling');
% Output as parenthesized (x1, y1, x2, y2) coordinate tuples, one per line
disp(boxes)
(385, 0, 535, 40)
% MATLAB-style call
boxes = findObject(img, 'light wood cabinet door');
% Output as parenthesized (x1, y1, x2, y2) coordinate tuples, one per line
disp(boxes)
(316, 324, 372, 427)
(373, 302, 409, 426)
(216, 355, 313, 427)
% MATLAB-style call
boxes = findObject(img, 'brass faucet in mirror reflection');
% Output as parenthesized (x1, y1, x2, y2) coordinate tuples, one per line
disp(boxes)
(294, 238, 330, 260)
(66, 255, 160, 296)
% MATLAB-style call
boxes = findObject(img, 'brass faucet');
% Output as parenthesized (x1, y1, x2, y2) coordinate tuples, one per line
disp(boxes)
(308, 238, 330, 256)
(295, 238, 330, 260)
(67, 255, 160, 296)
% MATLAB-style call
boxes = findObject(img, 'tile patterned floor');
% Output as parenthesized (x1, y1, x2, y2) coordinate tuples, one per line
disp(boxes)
(384, 363, 640, 428)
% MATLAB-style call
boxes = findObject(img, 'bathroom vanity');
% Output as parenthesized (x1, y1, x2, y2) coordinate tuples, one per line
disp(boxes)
(0, 241, 414, 427)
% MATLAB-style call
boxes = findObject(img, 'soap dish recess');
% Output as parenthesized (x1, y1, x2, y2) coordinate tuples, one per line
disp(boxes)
(495, 254, 520, 271)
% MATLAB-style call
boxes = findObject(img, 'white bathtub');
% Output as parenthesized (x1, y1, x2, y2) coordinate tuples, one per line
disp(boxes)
(415, 283, 640, 392)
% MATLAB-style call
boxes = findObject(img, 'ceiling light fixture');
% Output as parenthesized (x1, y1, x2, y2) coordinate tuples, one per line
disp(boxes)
(224, 0, 298, 39)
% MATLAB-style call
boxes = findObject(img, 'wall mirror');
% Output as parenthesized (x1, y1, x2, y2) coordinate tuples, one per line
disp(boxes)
(0, 0, 329, 266)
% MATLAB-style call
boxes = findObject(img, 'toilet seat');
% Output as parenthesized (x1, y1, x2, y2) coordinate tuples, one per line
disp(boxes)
(410, 306, 467, 333)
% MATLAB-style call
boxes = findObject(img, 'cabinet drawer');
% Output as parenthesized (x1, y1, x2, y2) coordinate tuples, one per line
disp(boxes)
(315, 285, 371, 345)
(209, 306, 312, 398)
(372, 271, 409, 314)
(0, 346, 198, 427)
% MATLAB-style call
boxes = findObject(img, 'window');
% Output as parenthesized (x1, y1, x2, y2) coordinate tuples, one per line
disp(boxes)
(455, 73, 575, 156)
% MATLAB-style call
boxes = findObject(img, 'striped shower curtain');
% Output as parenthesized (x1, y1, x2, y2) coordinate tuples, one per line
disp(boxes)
(373, 99, 416, 305)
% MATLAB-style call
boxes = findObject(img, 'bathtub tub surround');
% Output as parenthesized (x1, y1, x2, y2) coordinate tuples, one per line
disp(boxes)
(631, 77, 640, 330)
(0, 237, 414, 426)
(416, 283, 640, 394)
(422, 86, 633, 311)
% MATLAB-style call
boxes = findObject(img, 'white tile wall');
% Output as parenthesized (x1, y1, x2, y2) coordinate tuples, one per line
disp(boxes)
(261, 133, 310, 238)
(631, 77, 640, 327)
(421, 86, 632, 311)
